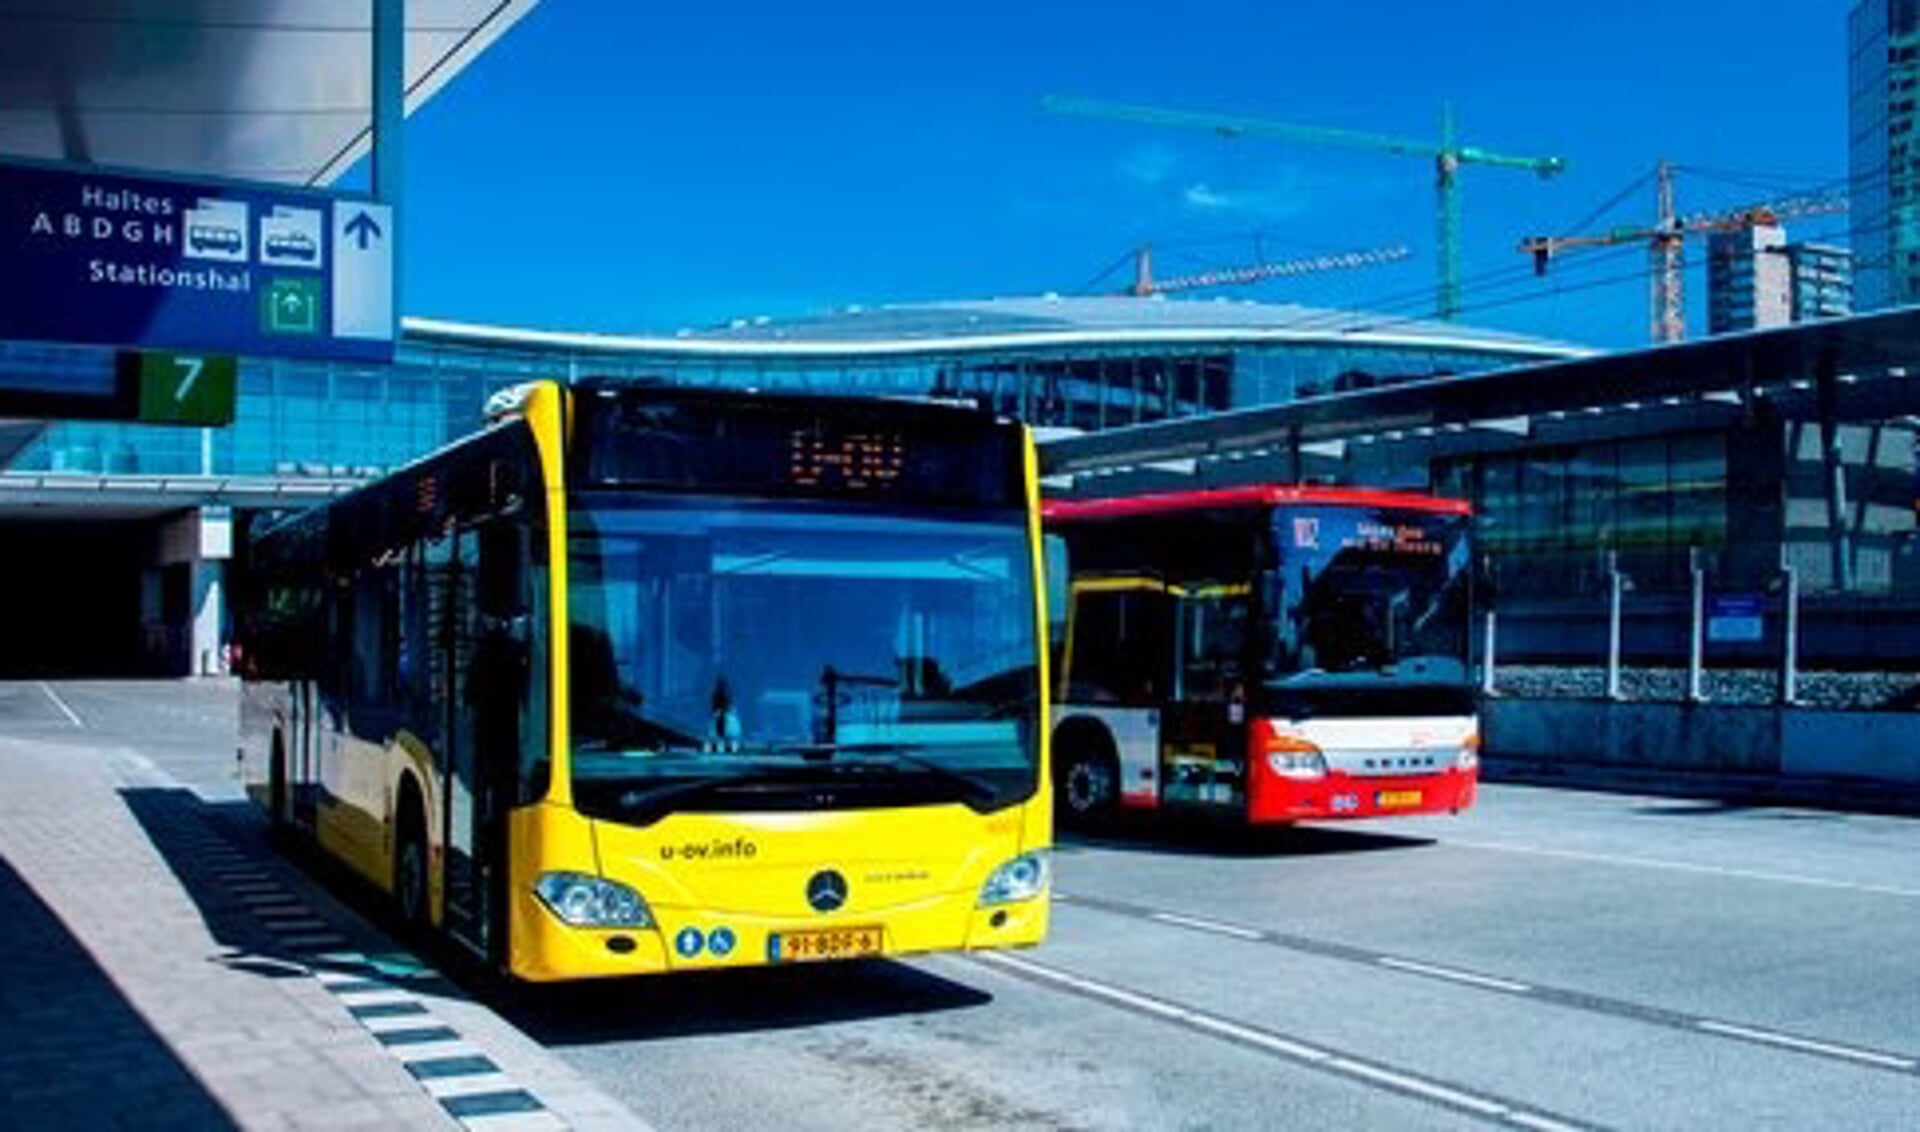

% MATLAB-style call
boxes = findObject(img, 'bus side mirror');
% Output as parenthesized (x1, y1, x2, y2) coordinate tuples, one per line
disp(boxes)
(1044, 534, 1070, 646)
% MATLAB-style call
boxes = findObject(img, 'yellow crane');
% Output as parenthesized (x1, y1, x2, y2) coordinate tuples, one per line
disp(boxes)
(1519, 161, 1849, 343)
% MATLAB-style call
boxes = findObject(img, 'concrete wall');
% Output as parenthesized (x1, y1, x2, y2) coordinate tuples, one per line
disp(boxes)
(1485, 698, 1920, 788)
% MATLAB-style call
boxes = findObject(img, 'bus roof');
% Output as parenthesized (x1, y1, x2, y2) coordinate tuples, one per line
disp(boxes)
(1043, 485, 1471, 522)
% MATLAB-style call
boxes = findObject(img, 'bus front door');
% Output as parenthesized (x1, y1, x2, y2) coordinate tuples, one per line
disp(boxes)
(442, 518, 528, 960)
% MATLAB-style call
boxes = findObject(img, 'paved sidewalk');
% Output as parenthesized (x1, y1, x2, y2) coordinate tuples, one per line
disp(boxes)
(0, 728, 642, 1131)
(0, 733, 454, 1129)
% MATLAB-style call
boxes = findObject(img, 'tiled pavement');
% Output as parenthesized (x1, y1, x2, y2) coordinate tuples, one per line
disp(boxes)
(0, 730, 642, 1131)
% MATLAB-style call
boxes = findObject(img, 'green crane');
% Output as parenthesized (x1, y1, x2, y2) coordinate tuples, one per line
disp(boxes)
(1041, 94, 1567, 321)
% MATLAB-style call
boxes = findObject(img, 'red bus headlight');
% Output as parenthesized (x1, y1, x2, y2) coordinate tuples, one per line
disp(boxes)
(1261, 731, 1327, 780)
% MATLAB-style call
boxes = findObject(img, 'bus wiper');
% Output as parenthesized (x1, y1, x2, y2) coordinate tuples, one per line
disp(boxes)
(605, 764, 802, 813)
(783, 742, 1000, 806)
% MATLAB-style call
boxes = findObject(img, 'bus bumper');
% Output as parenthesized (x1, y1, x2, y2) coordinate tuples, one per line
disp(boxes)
(1246, 766, 1478, 824)
(506, 887, 1050, 982)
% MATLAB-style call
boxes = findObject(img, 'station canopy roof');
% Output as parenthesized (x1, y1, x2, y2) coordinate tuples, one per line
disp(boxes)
(1040, 304, 1920, 480)
(0, 0, 540, 186)
(0, 1, 537, 469)
(676, 295, 1586, 357)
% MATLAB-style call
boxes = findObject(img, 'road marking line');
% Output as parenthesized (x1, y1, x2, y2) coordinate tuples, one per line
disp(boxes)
(1695, 1021, 1917, 1070)
(424, 1072, 516, 1099)
(456, 1110, 565, 1131)
(36, 682, 83, 728)
(336, 988, 417, 1008)
(1183, 1013, 1331, 1062)
(1324, 1057, 1510, 1117)
(1450, 838, 1920, 900)
(1377, 956, 1533, 994)
(1064, 889, 1920, 1079)
(396, 1040, 486, 1063)
(1148, 911, 1266, 940)
(312, 964, 376, 986)
(972, 953, 1585, 1125)
(976, 952, 1191, 1022)
(1509, 1112, 1590, 1132)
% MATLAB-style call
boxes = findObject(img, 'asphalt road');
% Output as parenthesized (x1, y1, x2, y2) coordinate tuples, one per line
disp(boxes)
(8, 680, 1917, 1131)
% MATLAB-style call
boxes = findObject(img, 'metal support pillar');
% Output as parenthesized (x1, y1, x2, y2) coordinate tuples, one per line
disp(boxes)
(1606, 550, 1625, 701)
(1778, 549, 1800, 706)
(1481, 608, 1498, 697)
(1815, 359, 1853, 592)
(1687, 547, 1706, 704)
(372, 0, 405, 279)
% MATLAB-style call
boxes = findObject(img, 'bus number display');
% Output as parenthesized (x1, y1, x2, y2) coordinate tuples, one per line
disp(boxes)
(789, 430, 906, 491)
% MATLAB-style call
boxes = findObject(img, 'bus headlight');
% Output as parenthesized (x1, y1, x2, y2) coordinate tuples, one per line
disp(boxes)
(1264, 738, 1327, 779)
(978, 852, 1049, 906)
(1266, 749, 1327, 778)
(1260, 725, 1327, 779)
(534, 871, 654, 928)
(1456, 731, 1481, 771)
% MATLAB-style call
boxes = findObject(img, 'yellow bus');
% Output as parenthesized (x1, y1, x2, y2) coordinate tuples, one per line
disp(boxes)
(235, 379, 1053, 980)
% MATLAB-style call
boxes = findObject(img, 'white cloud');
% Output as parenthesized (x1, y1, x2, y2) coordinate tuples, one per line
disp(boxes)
(1119, 144, 1177, 187)
(1183, 183, 1233, 210)
(1180, 180, 1309, 220)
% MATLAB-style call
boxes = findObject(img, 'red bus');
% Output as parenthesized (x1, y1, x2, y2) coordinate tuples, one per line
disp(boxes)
(1045, 486, 1479, 827)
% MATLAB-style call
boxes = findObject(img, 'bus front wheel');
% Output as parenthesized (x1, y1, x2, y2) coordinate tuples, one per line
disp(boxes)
(394, 784, 429, 937)
(1055, 727, 1119, 829)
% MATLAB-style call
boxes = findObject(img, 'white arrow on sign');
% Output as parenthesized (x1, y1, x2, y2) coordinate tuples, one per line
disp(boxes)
(332, 201, 393, 342)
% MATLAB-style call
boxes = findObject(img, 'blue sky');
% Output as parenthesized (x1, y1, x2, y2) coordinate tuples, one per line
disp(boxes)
(398, 1, 1856, 349)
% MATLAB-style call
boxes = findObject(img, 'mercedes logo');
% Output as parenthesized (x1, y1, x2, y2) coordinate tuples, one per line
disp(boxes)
(806, 869, 848, 913)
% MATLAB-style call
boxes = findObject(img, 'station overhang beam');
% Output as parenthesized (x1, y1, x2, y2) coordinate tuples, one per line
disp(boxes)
(0, 1, 540, 187)
(1038, 305, 1920, 481)
(0, 470, 360, 516)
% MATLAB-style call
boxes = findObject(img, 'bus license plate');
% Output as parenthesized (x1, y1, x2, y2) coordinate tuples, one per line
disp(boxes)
(770, 926, 883, 963)
(1377, 790, 1424, 809)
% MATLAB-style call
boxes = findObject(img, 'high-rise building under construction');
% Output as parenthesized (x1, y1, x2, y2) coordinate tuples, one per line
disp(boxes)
(1707, 226, 1854, 334)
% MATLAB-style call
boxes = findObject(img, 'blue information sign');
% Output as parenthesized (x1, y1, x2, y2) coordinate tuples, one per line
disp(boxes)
(1707, 594, 1765, 644)
(0, 160, 393, 363)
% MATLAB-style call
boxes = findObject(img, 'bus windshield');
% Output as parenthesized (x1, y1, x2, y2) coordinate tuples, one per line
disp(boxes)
(566, 499, 1040, 821)
(1266, 506, 1472, 709)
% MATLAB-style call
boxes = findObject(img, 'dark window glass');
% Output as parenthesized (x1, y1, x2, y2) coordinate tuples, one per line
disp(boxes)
(567, 499, 1039, 822)
(1064, 588, 1174, 706)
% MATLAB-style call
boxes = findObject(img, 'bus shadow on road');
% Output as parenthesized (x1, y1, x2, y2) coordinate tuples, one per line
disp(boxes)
(493, 958, 994, 1047)
(1059, 819, 1435, 859)
(120, 786, 998, 1045)
(118, 787, 391, 981)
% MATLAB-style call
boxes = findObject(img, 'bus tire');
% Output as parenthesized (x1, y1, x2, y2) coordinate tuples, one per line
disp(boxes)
(267, 733, 289, 832)
(1054, 722, 1120, 830)
(394, 779, 430, 939)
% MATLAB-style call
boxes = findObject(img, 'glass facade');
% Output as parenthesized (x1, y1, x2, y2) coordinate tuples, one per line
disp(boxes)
(5, 330, 1558, 478)
(1436, 433, 1733, 602)
(1851, 0, 1920, 310)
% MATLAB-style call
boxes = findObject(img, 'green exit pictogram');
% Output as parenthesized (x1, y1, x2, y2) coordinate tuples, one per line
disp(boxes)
(129, 351, 237, 425)
(262, 276, 321, 335)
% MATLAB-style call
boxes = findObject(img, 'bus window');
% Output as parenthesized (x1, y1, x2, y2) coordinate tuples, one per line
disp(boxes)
(1176, 586, 1253, 703)
(1067, 587, 1172, 707)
